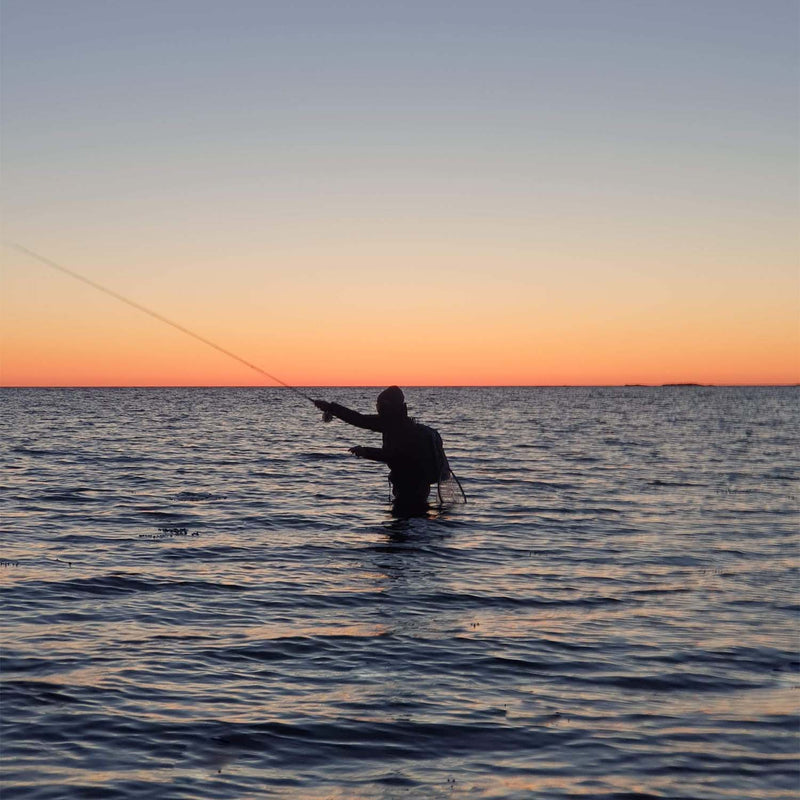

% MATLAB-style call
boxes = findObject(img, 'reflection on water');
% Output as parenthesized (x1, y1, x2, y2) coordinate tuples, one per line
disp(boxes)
(1, 387, 798, 799)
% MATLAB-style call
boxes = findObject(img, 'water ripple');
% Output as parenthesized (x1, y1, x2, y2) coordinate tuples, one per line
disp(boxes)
(1, 387, 798, 799)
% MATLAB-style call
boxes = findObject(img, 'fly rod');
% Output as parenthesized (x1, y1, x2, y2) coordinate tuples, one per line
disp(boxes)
(5, 241, 315, 404)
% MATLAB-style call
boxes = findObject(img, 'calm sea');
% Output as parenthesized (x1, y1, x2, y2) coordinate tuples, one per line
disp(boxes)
(1, 387, 798, 799)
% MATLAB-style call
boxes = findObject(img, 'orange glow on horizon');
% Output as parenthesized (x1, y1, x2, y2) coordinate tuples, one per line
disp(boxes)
(2, 320, 797, 388)
(2, 243, 798, 388)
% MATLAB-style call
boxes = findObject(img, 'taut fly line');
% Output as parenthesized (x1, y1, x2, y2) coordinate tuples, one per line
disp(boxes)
(5, 242, 314, 403)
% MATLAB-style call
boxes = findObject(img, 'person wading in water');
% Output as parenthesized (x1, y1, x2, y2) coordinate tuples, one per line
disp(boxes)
(314, 386, 452, 515)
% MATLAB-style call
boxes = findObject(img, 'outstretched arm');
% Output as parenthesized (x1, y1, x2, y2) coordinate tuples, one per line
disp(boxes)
(314, 400, 384, 432)
(349, 446, 386, 462)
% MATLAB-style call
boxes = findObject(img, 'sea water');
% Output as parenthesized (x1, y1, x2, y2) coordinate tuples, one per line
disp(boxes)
(1, 386, 798, 799)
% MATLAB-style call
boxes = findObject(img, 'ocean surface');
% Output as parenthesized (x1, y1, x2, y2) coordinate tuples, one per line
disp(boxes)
(1, 386, 798, 799)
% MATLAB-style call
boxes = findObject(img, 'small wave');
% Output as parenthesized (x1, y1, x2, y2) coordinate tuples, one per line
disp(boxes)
(648, 479, 705, 487)
(3, 573, 248, 601)
(763, 472, 798, 483)
(10, 446, 67, 457)
(570, 671, 763, 692)
(400, 591, 632, 611)
(303, 452, 345, 461)
(157, 546, 256, 562)
(2, 679, 84, 706)
(37, 488, 101, 504)
(193, 717, 573, 764)
(99, 454, 149, 463)
(135, 509, 196, 522)
(174, 491, 226, 502)
(1, 652, 110, 677)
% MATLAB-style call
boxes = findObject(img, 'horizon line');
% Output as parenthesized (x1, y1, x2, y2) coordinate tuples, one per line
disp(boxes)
(2, 383, 798, 389)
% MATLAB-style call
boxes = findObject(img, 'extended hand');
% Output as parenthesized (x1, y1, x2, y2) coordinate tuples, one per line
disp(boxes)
(314, 399, 334, 423)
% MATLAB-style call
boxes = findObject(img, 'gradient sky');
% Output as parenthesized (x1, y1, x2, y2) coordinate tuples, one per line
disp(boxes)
(2, 0, 798, 386)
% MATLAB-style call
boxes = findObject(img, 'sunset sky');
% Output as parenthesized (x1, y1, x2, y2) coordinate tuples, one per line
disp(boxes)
(2, 0, 798, 386)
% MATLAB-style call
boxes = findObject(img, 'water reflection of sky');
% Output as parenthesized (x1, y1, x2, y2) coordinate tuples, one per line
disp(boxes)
(1, 387, 798, 798)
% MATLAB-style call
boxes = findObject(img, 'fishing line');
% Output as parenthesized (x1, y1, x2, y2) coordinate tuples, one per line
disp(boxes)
(4, 241, 315, 404)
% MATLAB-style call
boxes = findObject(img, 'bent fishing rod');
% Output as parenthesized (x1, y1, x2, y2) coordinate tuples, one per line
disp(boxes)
(4, 241, 316, 405)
